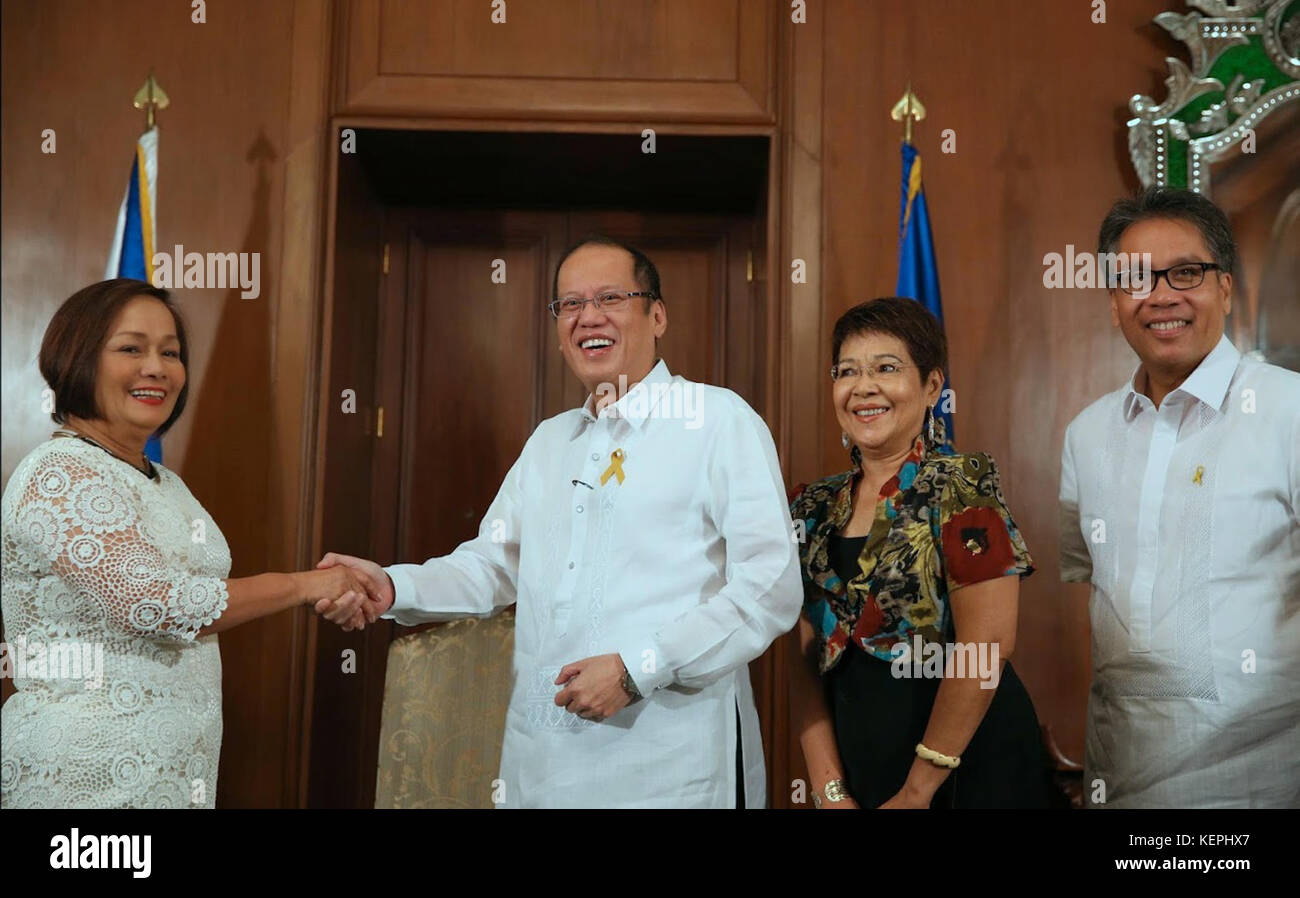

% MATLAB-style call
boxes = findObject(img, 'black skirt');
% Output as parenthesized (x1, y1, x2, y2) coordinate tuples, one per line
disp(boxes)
(824, 535, 1053, 808)
(825, 645, 1053, 808)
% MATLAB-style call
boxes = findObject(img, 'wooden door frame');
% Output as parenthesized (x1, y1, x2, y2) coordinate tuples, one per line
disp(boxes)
(279, 1, 825, 808)
(770, 0, 825, 809)
(264, 0, 336, 809)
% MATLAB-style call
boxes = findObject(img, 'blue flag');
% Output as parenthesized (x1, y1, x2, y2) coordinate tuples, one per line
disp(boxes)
(106, 128, 163, 463)
(896, 141, 954, 447)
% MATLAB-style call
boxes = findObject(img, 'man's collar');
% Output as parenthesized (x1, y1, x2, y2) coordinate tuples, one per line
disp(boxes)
(1123, 334, 1240, 420)
(576, 358, 673, 431)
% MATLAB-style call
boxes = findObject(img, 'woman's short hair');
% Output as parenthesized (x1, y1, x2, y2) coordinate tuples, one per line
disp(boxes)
(832, 297, 948, 384)
(38, 278, 190, 436)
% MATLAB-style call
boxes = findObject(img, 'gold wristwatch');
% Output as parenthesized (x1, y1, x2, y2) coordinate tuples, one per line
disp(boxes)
(619, 659, 643, 704)
(813, 779, 848, 808)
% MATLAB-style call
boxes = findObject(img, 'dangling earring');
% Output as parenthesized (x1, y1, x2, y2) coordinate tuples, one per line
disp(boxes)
(925, 406, 936, 446)
(843, 431, 862, 466)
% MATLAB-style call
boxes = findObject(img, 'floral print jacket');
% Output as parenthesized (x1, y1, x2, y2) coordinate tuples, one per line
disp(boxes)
(789, 436, 1034, 673)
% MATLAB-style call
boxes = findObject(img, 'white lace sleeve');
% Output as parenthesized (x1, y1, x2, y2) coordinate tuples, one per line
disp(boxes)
(10, 448, 228, 643)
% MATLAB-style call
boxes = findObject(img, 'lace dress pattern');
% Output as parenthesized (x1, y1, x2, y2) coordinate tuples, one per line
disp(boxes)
(1, 438, 229, 808)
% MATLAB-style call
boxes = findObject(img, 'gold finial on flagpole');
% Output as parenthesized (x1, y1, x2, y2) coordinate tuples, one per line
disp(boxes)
(133, 71, 169, 130)
(890, 84, 926, 144)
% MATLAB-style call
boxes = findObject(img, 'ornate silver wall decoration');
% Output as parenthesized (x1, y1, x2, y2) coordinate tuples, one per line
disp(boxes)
(1127, 0, 1299, 196)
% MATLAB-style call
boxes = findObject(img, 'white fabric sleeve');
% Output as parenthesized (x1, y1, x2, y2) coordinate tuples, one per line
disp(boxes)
(614, 399, 802, 693)
(12, 451, 227, 643)
(1289, 398, 1299, 525)
(1058, 423, 1093, 583)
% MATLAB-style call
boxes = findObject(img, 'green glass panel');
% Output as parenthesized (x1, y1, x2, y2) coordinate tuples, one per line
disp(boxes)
(1175, 39, 1296, 127)
(1167, 139, 1188, 188)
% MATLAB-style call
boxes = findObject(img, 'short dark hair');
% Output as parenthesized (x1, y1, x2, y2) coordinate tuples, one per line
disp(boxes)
(1097, 186, 1237, 277)
(832, 297, 948, 385)
(551, 233, 662, 310)
(39, 278, 190, 437)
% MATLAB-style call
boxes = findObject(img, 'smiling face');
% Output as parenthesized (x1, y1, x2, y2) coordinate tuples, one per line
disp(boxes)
(94, 296, 186, 440)
(1110, 217, 1231, 381)
(833, 330, 943, 460)
(555, 243, 666, 397)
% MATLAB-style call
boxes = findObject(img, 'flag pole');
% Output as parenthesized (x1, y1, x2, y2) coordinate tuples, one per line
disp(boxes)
(891, 83, 951, 447)
(890, 84, 926, 145)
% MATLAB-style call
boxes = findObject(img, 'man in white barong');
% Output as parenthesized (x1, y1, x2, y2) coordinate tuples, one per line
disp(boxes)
(318, 234, 802, 808)
(1060, 188, 1299, 808)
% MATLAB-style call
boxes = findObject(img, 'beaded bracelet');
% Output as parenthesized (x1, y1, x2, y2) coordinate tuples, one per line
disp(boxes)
(916, 742, 961, 769)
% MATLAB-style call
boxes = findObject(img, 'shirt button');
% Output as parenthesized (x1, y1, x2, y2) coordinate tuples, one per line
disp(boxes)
(591, 453, 600, 461)
(568, 562, 575, 570)
(576, 505, 584, 513)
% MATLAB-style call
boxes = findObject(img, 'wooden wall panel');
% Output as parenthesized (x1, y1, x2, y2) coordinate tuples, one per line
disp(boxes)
(275, 0, 337, 809)
(338, 0, 775, 122)
(379, 0, 738, 79)
(771, 0, 824, 809)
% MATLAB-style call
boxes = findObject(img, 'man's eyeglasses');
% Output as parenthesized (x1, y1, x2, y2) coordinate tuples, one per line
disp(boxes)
(1115, 261, 1221, 296)
(548, 291, 659, 319)
(830, 360, 911, 382)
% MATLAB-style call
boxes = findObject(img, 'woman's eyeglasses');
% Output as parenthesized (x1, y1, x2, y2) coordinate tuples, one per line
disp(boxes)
(830, 361, 911, 382)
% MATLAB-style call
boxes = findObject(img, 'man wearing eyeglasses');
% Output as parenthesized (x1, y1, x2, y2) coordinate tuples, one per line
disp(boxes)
(317, 234, 802, 808)
(1059, 187, 1300, 808)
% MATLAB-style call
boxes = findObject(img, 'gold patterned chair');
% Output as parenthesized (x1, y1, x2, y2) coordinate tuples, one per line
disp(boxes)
(373, 613, 515, 808)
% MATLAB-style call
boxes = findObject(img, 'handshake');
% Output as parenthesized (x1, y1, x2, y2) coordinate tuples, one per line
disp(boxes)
(296, 553, 394, 631)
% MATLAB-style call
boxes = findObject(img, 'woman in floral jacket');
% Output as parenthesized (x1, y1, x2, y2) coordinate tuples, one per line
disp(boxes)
(789, 297, 1051, 809)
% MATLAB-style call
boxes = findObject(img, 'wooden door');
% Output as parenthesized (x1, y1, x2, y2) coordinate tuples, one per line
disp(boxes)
(388, 210, 564, 571)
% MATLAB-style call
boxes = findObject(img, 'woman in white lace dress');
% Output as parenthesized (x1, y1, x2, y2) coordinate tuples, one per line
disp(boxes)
(1, 279, 370, 808)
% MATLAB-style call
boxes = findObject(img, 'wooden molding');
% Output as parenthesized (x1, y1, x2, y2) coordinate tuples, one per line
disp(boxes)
(337, 0, 776, 124)
(280, 0, 337, 809)
(770, 0, 824, 810)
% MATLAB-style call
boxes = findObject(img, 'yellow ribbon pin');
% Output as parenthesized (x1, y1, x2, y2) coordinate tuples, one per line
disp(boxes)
(600, 449, 626, 486)
(1193, 465, 1204, 485)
